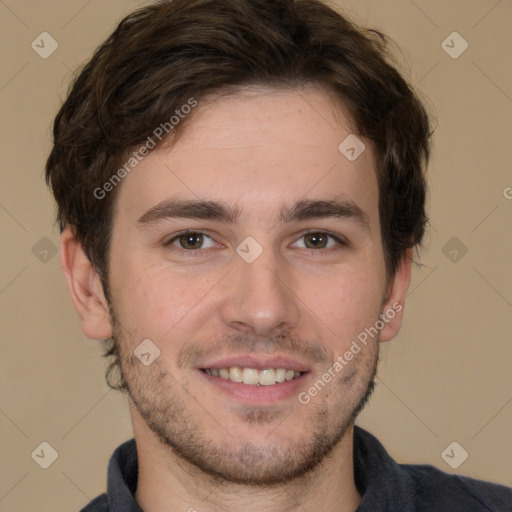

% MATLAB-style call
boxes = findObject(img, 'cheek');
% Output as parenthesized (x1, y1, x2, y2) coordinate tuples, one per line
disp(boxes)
(109, 259, 219, 340)
(312, 267, 385, 349)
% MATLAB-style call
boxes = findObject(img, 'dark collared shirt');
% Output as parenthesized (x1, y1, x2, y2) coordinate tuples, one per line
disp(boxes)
(79, 426, 512, 511)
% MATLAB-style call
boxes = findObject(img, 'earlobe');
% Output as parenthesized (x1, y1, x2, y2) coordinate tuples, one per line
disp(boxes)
(60, 227, 112, 340)
(379, 248, 413, 343)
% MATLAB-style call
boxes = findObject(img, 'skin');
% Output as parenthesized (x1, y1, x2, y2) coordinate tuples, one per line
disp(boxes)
(61, 86, 412, 512)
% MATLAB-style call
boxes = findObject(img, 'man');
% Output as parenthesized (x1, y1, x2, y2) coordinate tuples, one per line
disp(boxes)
(45, 0, 512, 510)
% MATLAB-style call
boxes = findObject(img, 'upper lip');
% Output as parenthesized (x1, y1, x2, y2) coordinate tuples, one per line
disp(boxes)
(198, 355, 313, 372)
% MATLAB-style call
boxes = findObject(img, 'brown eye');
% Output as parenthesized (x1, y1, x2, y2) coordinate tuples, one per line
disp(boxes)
(303, 232, 329, 249)
(164, 231, 215, 252)
(178, 233, 204, 249)
(304, 233, 329, 249)
(291, 232, 346, 251)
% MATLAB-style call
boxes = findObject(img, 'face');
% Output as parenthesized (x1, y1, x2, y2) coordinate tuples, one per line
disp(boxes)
(100, 87, 407, 485)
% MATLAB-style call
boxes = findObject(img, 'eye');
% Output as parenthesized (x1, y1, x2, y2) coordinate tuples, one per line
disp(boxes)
(292, 232, 345, 250)
(166, 231, 217, 251)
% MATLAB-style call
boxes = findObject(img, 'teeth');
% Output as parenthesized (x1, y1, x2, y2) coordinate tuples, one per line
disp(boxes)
(259, 368, 277, 386)
(242, 368, 259, 385)
(275, 368, 286, 382)
(229, 367, 243, 382)
(204, 367, 303, 385)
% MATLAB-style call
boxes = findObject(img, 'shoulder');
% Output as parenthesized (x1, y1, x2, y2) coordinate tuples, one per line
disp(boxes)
(353, 427, 511, 512)
(78, 493, 108, 512)
(404, 463, 512, 511)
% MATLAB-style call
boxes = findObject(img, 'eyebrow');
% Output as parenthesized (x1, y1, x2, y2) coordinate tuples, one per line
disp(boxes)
(137, 197, 370, 231)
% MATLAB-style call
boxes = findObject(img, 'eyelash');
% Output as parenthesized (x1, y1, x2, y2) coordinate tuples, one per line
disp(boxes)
(163, 230, 348, 256)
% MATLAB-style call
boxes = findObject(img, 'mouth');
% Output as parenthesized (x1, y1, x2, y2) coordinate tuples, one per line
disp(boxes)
(196, 355, 313, 404)
(200, 367, 305, 386)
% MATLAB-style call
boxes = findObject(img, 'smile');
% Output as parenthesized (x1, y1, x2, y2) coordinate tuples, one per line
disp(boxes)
(201, 367, 304, 385)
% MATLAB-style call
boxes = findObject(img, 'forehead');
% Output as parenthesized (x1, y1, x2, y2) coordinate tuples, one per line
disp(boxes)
(112, 86, 379, 226)
(173, 86, 360, 158)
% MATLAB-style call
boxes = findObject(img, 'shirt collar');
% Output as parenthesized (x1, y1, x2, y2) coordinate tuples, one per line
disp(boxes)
(106, 438, 142, 512)
(353, 426, 416, 511)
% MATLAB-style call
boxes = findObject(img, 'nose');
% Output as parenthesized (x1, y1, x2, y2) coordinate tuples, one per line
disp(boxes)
(219, 247, 301, 338)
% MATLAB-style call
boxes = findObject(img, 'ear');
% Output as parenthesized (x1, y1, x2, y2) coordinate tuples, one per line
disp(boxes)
(60, 226, 112, 340)
(379, 248, 413, 343)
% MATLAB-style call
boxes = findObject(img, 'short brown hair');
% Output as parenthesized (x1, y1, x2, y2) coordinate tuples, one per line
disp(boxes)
(46, 0, 433, 390)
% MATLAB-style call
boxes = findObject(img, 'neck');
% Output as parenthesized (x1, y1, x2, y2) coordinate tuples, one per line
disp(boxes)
(132, 407, 361, 512)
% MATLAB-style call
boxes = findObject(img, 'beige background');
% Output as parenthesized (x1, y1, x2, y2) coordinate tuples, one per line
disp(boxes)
(1, 0, 511, 510)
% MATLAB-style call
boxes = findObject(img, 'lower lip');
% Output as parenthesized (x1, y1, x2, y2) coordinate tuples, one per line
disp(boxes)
(197, 370, 311, 404)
